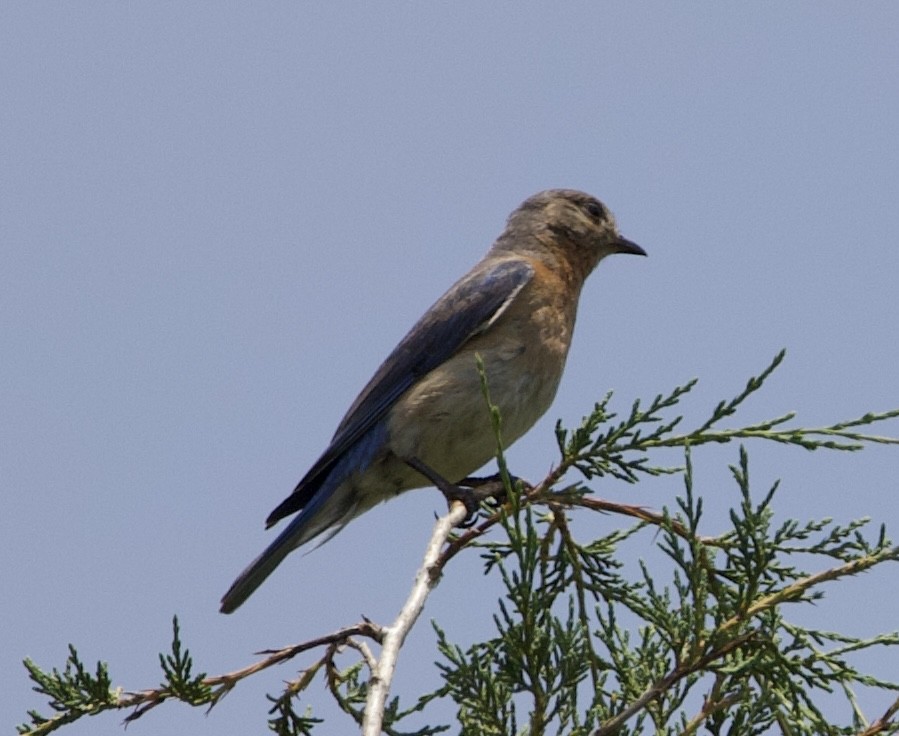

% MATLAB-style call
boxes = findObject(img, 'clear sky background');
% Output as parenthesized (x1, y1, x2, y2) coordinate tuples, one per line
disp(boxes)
(3, 4, 898, 734)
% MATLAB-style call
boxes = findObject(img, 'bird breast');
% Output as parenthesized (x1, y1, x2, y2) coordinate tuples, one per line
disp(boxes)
(387, 272, 576, 482)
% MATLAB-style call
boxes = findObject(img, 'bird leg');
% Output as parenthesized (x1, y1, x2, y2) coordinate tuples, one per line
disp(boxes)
(404, 457, 513, 526)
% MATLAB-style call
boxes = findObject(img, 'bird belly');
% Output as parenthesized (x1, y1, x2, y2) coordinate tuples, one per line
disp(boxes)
(386, 334, 565, 484)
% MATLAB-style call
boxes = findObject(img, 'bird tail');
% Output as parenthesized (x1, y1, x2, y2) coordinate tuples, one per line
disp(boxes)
(219, 486, 359, 613)
(219, 525, 298, 614)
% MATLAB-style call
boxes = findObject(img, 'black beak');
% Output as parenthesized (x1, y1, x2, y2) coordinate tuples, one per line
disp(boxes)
(615, 236, 647, 256)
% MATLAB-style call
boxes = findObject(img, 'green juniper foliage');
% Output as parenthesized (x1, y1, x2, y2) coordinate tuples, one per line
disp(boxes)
(18, 353, 899, 735)
(436, 446, 898, 735)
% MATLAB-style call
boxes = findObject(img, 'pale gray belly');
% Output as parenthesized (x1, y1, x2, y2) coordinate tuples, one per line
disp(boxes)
(386, 337, 565, 483)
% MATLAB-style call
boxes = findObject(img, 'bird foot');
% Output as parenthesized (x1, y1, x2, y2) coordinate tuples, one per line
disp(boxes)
(458, 473, 518, 503)
(404, 459, 516, 527)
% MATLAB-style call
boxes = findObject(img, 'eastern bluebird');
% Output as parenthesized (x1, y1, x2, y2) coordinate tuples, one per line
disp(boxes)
(220, 189, 645, 613)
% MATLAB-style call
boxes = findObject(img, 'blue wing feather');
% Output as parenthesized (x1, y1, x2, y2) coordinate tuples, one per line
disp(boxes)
(264, 257, 534, 527)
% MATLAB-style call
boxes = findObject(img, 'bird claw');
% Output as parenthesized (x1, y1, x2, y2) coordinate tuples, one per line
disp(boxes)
(441, 485, 484, 527)
(404, 459, 519, 527)
(458, 472, 521, 506)
(404, 457, 520, 529)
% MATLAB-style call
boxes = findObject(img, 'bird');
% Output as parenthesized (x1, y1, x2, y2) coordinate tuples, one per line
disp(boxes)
(220, 189, 646, 613)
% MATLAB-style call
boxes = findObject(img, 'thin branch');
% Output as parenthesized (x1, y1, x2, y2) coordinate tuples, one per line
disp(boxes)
(120, 620, 385, 722)
(855, 694, 899, 736)
(593, 630, 758, 736)
(437, 475, 721, 573)
(210, 621, 385, 686)
(716, 545, 899, 638)
(345, 638, 379, 674)
(679, 690, 745, 735)
(362, 500, 469, 735)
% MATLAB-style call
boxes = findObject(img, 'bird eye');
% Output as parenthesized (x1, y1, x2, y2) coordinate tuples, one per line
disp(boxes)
(585, 201, 605, 219)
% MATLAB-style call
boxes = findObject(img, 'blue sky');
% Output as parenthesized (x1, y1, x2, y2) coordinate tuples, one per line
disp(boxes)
(3, 4, 898, 734)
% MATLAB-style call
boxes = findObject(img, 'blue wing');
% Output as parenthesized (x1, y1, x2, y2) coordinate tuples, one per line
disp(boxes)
(264, 257, 534, 527)
(220, 257, 534, 612)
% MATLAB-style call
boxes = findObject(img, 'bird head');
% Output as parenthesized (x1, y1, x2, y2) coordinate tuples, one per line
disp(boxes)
(495, 189, 646, 278)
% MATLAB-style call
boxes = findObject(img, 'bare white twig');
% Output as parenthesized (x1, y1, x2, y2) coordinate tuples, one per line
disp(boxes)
(362, 501, 468, 735)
